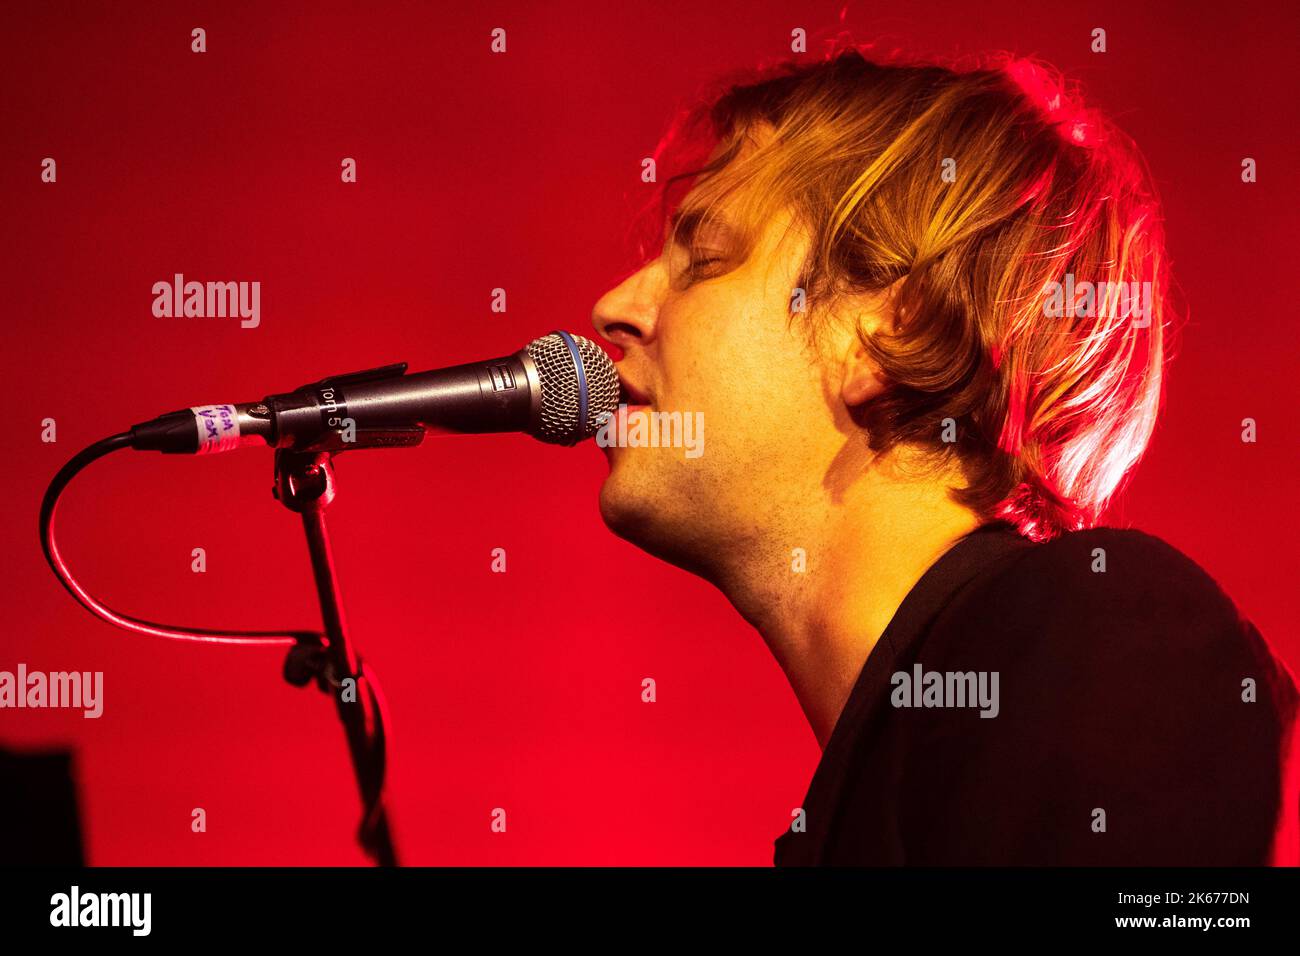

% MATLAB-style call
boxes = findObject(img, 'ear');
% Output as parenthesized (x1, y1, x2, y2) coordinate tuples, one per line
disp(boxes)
(839, 331, 886, 407)
(838, 282, 902, 408)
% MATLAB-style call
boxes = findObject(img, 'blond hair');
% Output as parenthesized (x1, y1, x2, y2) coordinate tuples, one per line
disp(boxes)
(645, 48, 1172, 541)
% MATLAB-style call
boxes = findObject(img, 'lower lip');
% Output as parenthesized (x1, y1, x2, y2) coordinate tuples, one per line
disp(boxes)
(615, 404, 651, 429)
(601, 404, 650, 454)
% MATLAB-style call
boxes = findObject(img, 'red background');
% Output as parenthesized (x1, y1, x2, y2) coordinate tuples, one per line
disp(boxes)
(2, 0, 1296, 865)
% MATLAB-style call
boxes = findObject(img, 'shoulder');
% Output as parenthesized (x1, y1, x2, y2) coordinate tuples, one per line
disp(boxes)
(933, 524, 1297, 722)
(905, 526, 1299, 863)
(999, 525, 1234, 612)
(979, 526, 1264, 661)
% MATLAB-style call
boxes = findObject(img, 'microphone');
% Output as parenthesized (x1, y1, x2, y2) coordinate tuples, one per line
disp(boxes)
(129, 330, 620, 454)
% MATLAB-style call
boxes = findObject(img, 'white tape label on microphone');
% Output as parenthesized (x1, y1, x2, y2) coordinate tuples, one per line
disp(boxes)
(192, 404, 241, 454)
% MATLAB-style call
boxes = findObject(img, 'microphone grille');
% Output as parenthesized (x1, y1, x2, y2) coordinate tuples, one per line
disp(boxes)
(524, 332, 620, 445)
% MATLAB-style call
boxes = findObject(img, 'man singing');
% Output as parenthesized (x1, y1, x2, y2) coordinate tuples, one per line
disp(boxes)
(589, 48, 1298, 865)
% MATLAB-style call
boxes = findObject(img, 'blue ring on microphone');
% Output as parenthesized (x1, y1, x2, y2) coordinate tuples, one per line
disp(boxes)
(554, 330, 588, 441)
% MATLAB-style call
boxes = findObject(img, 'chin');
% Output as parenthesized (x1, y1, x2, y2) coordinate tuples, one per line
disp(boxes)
(597, 465, 654, 545)
(597, 465, 707, 574)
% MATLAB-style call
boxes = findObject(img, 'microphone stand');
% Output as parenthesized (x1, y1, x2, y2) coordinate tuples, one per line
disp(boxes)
(273, 448, 398, 866)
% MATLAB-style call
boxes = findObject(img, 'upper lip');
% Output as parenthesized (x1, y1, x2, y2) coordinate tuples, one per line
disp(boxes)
(617, 370, 652, 406)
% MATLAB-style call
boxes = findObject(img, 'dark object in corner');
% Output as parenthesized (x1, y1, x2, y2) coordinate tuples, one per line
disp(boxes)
(0, 747, 85, 865)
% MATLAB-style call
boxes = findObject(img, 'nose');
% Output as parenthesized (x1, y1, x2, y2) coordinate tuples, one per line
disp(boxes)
(591, 259, 665, 352)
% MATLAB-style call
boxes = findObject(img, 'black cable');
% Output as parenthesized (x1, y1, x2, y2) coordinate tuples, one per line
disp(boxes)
(40, 433, 320, 646)
(42, 433, 397, 864)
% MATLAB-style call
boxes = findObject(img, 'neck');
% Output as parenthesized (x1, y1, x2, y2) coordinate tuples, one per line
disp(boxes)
(711, 464, 980, 749)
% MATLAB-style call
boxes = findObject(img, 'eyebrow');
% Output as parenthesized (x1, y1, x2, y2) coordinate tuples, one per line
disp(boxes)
(666, 208, 734, 247)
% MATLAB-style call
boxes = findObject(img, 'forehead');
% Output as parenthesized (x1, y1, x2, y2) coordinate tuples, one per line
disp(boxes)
(661, 124, 807, 264)
(666, 193, 806, 267)
(665, 128, 768, 232)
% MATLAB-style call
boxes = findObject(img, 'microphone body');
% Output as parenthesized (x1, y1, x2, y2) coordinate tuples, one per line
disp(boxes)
(129, 332, 618, 455)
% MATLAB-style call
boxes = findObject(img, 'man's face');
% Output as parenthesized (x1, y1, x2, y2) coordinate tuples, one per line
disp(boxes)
(590, 198, 857, 576)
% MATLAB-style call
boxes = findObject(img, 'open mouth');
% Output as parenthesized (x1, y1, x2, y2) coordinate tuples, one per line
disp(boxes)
(599, 374, 653, 456)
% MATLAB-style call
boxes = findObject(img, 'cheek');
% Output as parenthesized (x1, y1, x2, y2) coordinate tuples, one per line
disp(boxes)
(662, 263, 817, 421)
(692, 345, 818, 462)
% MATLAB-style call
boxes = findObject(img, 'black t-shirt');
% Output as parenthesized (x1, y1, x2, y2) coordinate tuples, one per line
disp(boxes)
(773, 521, 1300, 866)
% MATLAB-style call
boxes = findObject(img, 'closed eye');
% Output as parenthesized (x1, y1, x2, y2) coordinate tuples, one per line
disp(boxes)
(686, 254, 725, 277)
